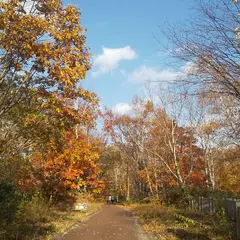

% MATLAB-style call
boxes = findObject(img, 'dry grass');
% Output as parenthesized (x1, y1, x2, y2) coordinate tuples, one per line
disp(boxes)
(125, 203, 233, 240)
(0, 193, 103, 240)
(47, 194, 103, 240)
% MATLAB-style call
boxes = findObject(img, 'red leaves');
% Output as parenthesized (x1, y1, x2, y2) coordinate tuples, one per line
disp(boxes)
(30, 131, 104, 197)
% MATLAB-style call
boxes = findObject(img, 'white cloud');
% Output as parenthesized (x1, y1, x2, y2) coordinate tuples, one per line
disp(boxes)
(180, 61, 197, 75)
(112, 103, 132, 116)
(129, 65, 185, 84)
(92, 46, 137, 77)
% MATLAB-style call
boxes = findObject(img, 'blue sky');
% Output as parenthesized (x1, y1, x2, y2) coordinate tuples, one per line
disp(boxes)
(64, 0, 194, 114)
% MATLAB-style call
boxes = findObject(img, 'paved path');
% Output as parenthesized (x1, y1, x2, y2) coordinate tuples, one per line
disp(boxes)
(60, 205, 150, 240)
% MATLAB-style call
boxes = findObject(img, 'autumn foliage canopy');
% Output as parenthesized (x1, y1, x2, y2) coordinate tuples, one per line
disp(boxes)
(0, 0, 104, 199)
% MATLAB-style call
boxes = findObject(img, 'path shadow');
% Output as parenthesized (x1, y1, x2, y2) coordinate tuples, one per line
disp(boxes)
(167, 228, 211, 240)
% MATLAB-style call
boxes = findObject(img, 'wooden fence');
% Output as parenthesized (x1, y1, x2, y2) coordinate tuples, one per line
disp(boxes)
(189, 197, 240, 239)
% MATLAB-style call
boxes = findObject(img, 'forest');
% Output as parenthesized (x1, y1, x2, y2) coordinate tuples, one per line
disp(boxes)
(0, 0, 239, 239)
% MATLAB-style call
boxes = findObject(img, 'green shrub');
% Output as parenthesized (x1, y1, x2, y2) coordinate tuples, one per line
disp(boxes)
(14, 196, 54, 239)
(165, 187, 193, 207)
(0, 182, 55, 240)
(0, 182, 23, 239)
(0, 182, 22, 223)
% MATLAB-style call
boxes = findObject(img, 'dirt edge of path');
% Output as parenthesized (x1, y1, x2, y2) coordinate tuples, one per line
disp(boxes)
(121, 206, 154, 240)
(52, 207, 104, 240)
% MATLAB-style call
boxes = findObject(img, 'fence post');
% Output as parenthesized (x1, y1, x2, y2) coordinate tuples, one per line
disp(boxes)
(211, 198, 214, 213)
(209, 198, 211, 213)
(199, 196, 202, 212)
(236, 202, 240, 239)
(211, 198, 215, 213)
(198, 196, 200, 211)
(213, 198, 216, 213)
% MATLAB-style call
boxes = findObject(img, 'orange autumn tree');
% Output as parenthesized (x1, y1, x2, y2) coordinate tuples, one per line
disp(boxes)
(0, 0, 104, 198)
(31, 131, 104, 198)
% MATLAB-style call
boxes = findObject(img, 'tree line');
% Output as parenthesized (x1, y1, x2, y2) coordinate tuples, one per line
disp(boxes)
(101, 0, 240, 203)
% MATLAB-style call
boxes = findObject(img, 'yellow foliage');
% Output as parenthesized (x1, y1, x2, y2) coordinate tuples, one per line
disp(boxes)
(0, 0, 93, 105)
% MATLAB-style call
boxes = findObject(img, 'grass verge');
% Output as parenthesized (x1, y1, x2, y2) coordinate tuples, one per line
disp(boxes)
(125, 203, 233, 240)
(48, 194, 103, 240)
(0, 193, 103, 240)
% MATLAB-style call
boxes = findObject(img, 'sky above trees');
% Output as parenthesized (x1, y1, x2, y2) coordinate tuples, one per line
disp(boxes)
(63, 0, 194, 114)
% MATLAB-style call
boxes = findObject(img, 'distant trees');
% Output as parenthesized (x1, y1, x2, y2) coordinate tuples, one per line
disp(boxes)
(103, 88, 240, 200)
(146, 0, 240, 198)
(99, 147, 125, 197)
(104, 97, 205, 201)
